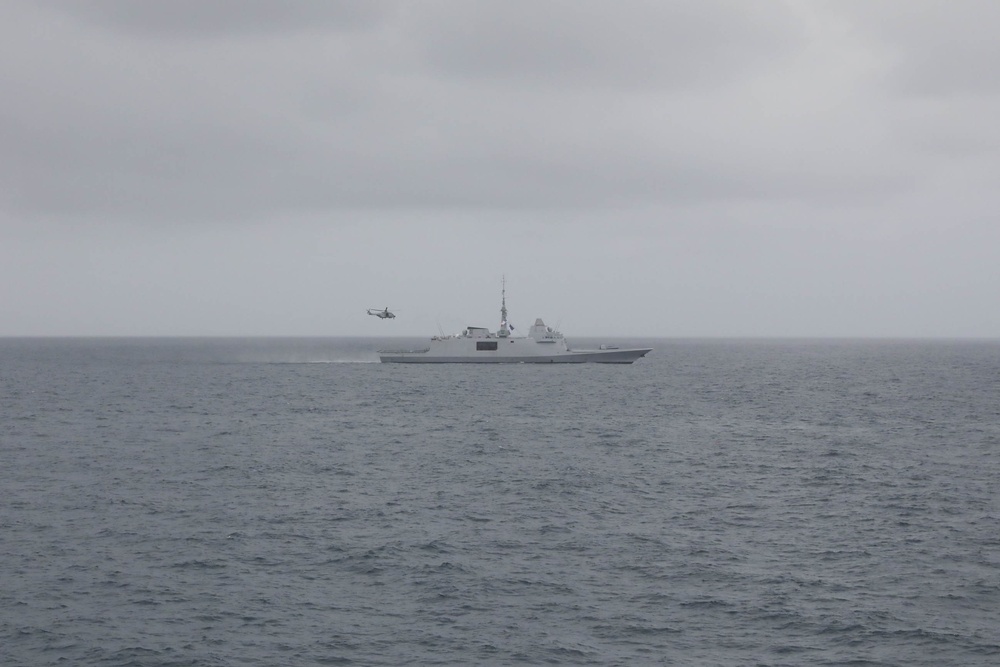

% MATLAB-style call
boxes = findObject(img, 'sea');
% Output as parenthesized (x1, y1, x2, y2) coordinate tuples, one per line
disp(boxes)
(1, 337, 998, 666)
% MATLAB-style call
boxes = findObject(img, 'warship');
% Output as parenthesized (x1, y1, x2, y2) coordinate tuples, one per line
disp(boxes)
(378, 282, 651, 364)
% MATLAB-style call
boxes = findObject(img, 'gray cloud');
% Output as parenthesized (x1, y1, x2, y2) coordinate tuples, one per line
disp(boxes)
(1, 0, 921, 222)
(829, 0, 1000, 96)
(1, 1, 997, 337)
(34, 0, 397, 38)
(409, 1, 804, 91)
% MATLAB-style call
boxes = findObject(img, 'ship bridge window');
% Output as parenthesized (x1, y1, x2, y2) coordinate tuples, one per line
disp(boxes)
(476, 341, 498, 351)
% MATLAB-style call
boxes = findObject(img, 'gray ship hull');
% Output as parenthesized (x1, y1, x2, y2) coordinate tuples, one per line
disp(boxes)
(379, 346, 651, 364)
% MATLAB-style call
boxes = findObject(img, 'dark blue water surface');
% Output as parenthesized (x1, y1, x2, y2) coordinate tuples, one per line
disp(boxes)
(2, 337, 998, 666)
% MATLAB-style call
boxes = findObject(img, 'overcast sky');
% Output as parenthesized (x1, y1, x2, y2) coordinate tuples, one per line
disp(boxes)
(1, 1, 998, 337)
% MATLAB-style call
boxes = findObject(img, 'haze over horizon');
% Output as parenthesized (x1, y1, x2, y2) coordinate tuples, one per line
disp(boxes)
(2, 1, 998, 338)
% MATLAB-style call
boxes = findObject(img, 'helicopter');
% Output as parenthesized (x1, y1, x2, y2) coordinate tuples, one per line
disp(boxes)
(367, 307, 396, 319)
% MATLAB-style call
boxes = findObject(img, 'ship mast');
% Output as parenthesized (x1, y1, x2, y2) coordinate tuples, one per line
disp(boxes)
(499, 275, 509, 337)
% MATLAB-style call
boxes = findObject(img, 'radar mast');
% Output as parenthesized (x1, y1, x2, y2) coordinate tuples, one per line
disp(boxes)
(499, 275, 510, 337)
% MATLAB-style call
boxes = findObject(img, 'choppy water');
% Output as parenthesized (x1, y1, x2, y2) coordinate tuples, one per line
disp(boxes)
(2, 337, 998, 666)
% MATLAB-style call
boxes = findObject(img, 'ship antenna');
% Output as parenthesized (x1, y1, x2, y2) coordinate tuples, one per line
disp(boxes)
(500, 275, 509, 336)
